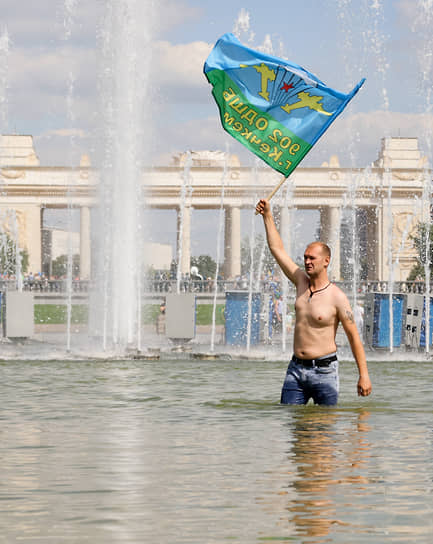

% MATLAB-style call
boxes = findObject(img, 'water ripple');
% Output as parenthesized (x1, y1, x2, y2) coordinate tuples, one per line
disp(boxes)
(0, 359, 432, 543)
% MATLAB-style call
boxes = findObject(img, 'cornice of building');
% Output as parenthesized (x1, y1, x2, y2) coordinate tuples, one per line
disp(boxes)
(0, 185, 97, 198)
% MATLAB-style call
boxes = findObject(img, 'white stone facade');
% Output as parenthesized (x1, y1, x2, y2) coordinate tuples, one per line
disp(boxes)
(0, 135, 429, 281)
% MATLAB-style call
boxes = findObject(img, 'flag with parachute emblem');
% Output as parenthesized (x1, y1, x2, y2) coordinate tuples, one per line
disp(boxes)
(204, 33, 365, 176)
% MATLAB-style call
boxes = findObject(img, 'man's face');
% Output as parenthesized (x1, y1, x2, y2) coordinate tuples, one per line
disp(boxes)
(304, 244, 329, 277)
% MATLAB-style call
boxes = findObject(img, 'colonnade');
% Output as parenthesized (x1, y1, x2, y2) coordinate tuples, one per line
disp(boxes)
(26, 200, 383, 282)
(4, 189, 414, 284)
(37, 206, 92, 280)
(0, 136, 427, 283)
(176, 204, 241, 279)
(79, 206, 92, 279)
(174, 202, 380, 281)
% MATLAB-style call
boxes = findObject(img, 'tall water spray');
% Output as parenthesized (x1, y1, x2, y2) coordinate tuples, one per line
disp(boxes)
(63, 0, 77, 40)
(411, 0, 433, 353)
(335, 0, 396, 351)
(279, 181, 294, 353)
(369, 0, 394, 352)
(93, 1, 156, 350)
(232, 9, 254, 44)
(0, 28, 9, 129)
(61, 1, 79, 352)
(210, 152, 229, 352)
(176, 153, 193, 295)
(246, 169, 260, 352)
(65, 72, 76, 352)
(0, 30, 24, 290)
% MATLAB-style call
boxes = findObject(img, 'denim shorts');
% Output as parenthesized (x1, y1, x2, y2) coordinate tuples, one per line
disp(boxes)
(280, 354, 339, 406)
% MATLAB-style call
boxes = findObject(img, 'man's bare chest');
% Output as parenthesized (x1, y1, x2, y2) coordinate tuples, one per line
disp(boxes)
(295, 293, 337, 328)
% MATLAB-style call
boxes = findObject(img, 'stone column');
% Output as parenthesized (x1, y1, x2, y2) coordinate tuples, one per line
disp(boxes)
(80, 206, 91, 280)
(320, 205, 341, 281)
(224, 205, 241, 279)
(366, 207, 378, 280)
(378, 198, 391, 282)
(24, 206, 42, 275)
(177, 205, 191, 275)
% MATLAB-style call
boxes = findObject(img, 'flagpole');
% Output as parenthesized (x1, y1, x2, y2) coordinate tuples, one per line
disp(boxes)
(255, 174, 289, 214)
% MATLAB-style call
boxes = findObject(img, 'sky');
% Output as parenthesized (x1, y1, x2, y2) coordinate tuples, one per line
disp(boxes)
(1, 0, 433, 259)
(1, 0, 433, 167)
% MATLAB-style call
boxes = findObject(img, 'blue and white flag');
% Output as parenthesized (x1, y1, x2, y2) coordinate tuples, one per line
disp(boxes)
(204, 33, 365, 175)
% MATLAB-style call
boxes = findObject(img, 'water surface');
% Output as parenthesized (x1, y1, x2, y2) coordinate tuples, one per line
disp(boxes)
(1, 358, 432, 543)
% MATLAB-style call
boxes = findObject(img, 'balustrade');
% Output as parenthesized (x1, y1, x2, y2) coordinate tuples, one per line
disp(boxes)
(0, 278, 429, 296)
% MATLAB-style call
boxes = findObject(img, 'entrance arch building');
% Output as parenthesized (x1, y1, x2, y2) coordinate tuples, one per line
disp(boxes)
(0, 135, 429, 282)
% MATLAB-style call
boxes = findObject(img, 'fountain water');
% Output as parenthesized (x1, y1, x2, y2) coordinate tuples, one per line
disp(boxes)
(245, 181, 259, 352)
(65, 71, 76, 353)
(279, 181, 294, 354)
(222, 3, 433, 358)
(63, 0, 77, 41)
(335, 0, 399, 351)
(1, 3, 432, 361)
(0, 210, 23, 290)
(0, 28, 9, 129)
(411, 1, 433, 353)
(0, 31, 25, 293)
(91, 0, 156, 352)
(209, 150, 229, 352)
(176, 152, 193, 295)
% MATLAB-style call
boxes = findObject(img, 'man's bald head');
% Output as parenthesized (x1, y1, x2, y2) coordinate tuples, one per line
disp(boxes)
(306, 241, 331, 259)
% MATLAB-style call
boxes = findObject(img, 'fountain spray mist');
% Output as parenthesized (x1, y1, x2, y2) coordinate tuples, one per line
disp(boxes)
(411, 0, 433, 353)
(210, 150, 229, 352)
(93, 1, 156, 350)
(0, 28, 9, 129)
(176, 152, 193, 295)
(0, 31, 25, 293)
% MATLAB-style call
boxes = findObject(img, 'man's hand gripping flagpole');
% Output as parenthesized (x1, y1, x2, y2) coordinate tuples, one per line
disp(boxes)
(254, 174, 289, 214)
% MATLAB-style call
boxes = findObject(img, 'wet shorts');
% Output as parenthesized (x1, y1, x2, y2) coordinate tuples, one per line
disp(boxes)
(280, 353, 339, 406)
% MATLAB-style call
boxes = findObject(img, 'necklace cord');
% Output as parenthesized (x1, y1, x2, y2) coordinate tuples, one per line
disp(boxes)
(308, 282, 331, 300)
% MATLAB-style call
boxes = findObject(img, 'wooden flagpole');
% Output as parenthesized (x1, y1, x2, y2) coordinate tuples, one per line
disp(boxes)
(255, 174, 289, 214)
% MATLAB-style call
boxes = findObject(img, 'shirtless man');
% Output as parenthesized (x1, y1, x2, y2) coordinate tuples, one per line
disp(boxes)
(256, 198, 372, 405)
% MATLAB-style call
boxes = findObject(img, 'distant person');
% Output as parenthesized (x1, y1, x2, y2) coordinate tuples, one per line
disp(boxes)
(256, 198, 372, 406)
(286, 311, 294, 334)
(272, 292, 283, 334)
(27, 272, 35, 290)
(156, 301, 166, 335)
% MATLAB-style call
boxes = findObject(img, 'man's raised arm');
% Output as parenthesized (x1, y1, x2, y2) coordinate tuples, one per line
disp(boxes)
(255, 199, 305, 286)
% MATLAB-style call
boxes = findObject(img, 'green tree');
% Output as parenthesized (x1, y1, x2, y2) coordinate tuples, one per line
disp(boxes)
(190, 255, 217, 278)
(51, 254, 80, 278)
(0, 233, 29, 275)
(408, 222, 433, 280)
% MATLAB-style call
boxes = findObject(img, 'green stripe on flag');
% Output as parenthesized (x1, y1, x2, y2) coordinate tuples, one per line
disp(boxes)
(206, 69, 312, 176)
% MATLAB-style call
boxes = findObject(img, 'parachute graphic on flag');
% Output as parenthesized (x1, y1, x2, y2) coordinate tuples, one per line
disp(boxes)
(204, 33, 365, 177)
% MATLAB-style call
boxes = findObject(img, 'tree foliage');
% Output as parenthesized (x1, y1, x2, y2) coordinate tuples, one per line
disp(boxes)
(0, 233, 29, 275)
(51, 254, 81, 278)
(190, 255, 218, 278)
(408, 222, 432, 280)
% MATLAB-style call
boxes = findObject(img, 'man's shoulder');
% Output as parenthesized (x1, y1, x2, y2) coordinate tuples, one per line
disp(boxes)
(294, 268, 309, 282)
(330, 283, 350, 305)
(294, 269, 309, 291)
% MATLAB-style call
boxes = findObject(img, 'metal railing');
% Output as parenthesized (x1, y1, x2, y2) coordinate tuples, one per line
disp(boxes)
(0, 278, 429, 296)
(0, 279, 91, 293)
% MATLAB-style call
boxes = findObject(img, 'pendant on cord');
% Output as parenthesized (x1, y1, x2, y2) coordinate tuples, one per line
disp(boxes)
(308, 282, 331, 302)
